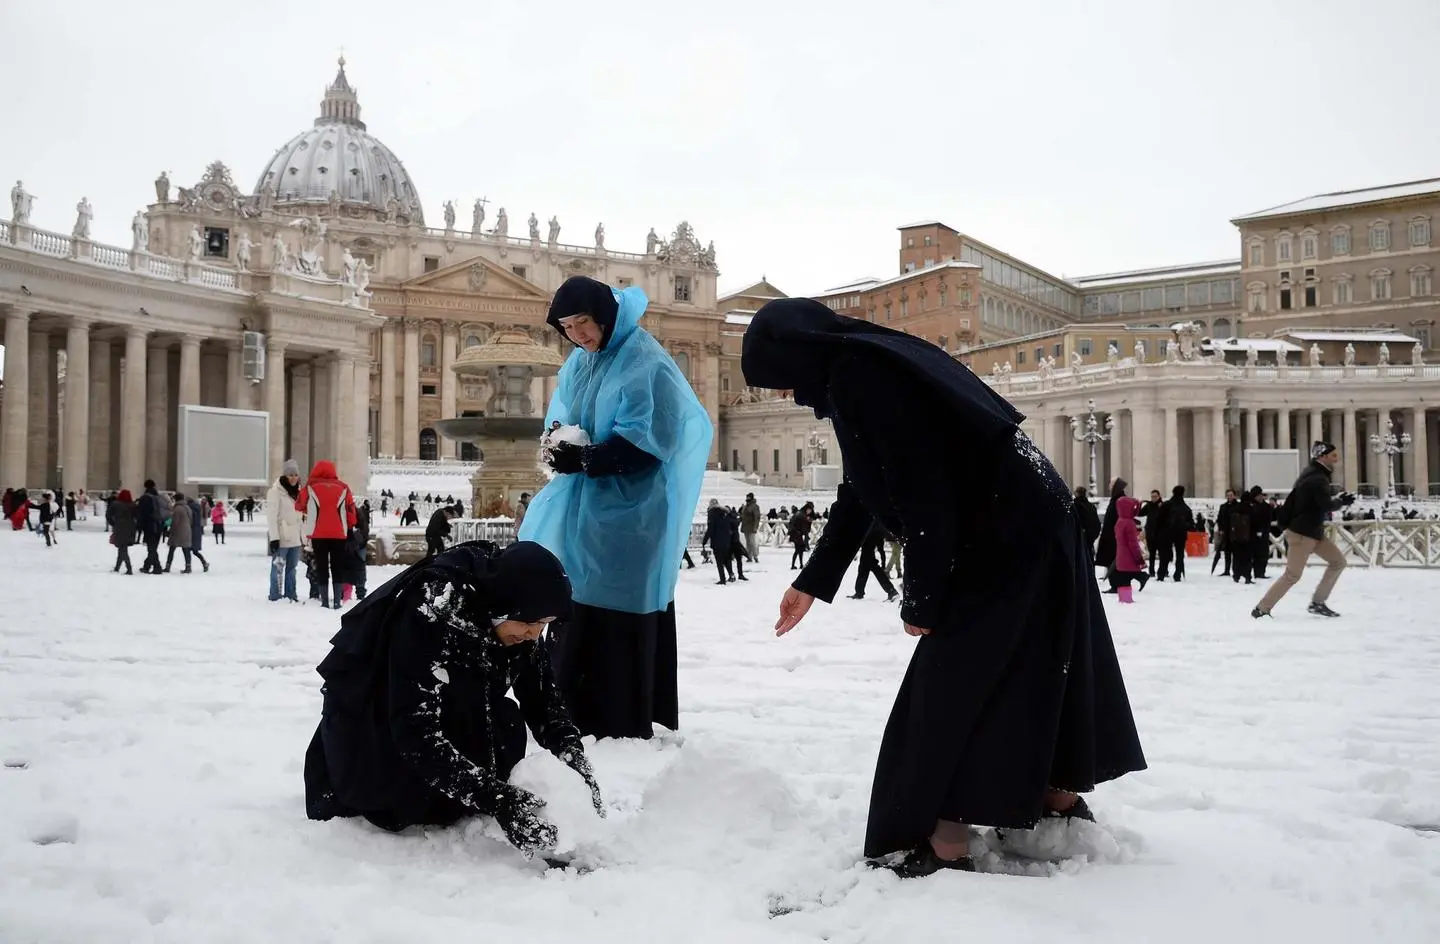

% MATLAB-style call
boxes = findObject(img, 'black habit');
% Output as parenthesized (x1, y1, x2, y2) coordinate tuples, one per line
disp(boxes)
(742, 298, 1146, 859)
(304, 541, 584, 849)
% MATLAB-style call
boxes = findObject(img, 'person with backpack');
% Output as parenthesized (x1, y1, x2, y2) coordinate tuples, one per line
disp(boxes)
(1252, 442, 1356, 619)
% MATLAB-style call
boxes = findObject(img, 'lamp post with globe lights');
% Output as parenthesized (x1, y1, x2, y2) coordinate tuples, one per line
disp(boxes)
(1369, 417, 1412, 501)
(1071, 398, 1114, 497)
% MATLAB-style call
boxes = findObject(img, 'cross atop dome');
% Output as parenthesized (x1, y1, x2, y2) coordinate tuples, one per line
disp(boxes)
(317, 55, 364, 130)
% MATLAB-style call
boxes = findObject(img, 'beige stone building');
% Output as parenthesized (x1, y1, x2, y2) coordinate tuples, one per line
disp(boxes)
(720, 180, 1440, 497)
(1, 59, 727, 494)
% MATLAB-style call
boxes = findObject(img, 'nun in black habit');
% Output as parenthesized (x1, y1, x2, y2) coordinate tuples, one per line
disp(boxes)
(741, 298, 1146, 877)
(304, 540, 603, 858)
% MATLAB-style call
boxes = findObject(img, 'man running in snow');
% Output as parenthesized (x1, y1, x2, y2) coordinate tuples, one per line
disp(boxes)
(1252, 441, 1355, 619)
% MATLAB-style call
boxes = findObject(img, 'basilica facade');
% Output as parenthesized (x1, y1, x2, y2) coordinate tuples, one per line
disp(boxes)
(0, 60, 726, 495)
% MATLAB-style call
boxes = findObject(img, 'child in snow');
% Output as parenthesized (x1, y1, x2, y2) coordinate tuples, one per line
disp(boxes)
(304, 541, 601, 863)
(210, 500, 227, 544)
(1111, 496, 1150, 601)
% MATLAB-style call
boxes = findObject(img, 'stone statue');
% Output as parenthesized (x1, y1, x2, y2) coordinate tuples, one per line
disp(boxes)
(10, 181, 33, 223)
(443, 200, 456, 231)
(1414, 341, 1425, 366)
(471, 198, 486, 235)
(341, 247, 358, 285)
(646, 227, 659, 256)
(258, 182, 276, 213)
(1245, 344, 1259, 367)
(154, 171, 170, 204)
(528, 212, 540, 241)
(1037, 356, 1052, 379)
(1134, 339, 1146, 361)
(701, 240, 717, 269)
(1379, 342, 1390, 366)
(1000, 361, 1013, 375)
(328, 189, 342, 219)
(1176, 321, 1201, 360)
(130, 212, 148, 253)
(354, 258, 371, 297)
(188, 224, 204, 261)
(1071, 351, 1084, 370)
(271, 230, 289, 271)
(547, 216, 560, 246)
(288, 216, 328, 276)
(235, 230, 253, 270)
(1166, 339, 1180, 363)
(1309, 343, 1322, 367)
(492, 208, 508, 238)
(72, 197, 93, 240)
(1107, 341, 1119, 365)
(595, 222, 605, 249)
(385, 196, 402, 223)
(990, 363, 1001, 377)
(1344, 342, 1356, 367)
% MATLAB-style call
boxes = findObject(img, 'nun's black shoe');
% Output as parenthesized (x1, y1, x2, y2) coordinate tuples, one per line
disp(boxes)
(886, 842, 976, 878)
(1045, 795, 1095, 822)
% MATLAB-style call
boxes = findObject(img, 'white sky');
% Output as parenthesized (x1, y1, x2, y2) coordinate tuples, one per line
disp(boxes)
(2, 0, 1439, 301)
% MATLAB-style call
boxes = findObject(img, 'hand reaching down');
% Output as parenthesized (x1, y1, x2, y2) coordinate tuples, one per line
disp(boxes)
(557, 742, 606, 819)
(775, 586, 815, 636)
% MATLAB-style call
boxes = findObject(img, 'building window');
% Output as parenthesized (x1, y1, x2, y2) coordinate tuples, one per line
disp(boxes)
(1371, 270, 1393, 300)
(673, 350, 691, 379)
(1035, 346, 1044, 363)
(1332, 227, 1351, 256)
(1304, 284, 1318, 307)
(465, 334, 482, 348)
(900, 299, 909, 317)
(1248, 284, 1266, 312)
(1121, 291, 1141, 314)
(1369, 222, 1391, 251)
(203, 226, 230, 258)
(1017, 350, 1026, 365)
(1078, 339, 1093, 356)
(1052, 343, 1063, 358)
(1213, 317, 1232, 339)
(796, 448, 804, 472)
(511, 265, 527, 279)
(1187, 282, 1210, 307)
(884, 304, 892, 321)
(1277, 233, 1293, 263)
(772, 449, 779, 473)
(1141, 287, 1163, 310)
(1410, 267, 1432, 296)
(731, 449, 739, 470)
(1165, 285, 1185, 309)
(421, 334, 437, 367)
(419, 428, 438, 461)
(938, 290, 947, 308)
(1334, 279, 1353, 304)
(923, 235, 932, 246)
(721, 375, 730, 392)
(1410, 218, 1431, 247)
(1248, 242, 1263, 266)
(751, 449, 758, 471)
(1415, 324, 1432, 349)
(423, 256, 440, 272)
(906, 237, 914, 248)
(674, 275, 692, 303)
(421, 383, 438, 396)
(1279, 287, 1293, 310)
(1301, 233, 1318, 260)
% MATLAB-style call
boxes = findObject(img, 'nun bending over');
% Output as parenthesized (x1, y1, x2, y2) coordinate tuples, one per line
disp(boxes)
(741, 298, 1146, 877)
(304, 540, 601, 859)
(519, 276, 712, 740)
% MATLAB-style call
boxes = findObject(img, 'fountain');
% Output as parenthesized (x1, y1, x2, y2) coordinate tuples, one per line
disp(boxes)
(433, 330, 565, 517)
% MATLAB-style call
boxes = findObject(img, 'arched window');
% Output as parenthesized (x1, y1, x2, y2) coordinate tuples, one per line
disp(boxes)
(673, 350, 691, 379)
(1213, 317, 1232, 339)
(460, 442, 480, 461)
(465, 334, 482, 349)
(419, 428, 438, 461)
(421, 334, 437, 367)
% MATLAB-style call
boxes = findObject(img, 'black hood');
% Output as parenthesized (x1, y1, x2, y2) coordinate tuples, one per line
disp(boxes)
(547, 275, 619, 351)
(741, 297, 1025, 433)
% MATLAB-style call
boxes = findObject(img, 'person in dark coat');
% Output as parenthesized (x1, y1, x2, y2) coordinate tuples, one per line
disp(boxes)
(725, 506, 749, 581)
(1093, 477, 1128, 593)
(1138, 490, 1165, 577)
(849, 519, 898, 601)
(786, 503, 814, 570)
(108, 489, 139, 575)
(742, 298, 1145, 878)
(1246, 486, 1275, 579)
(187, 495, 211, 573)
(424, 505, 455, 559)
(1156, 485, 1193, 581)
(136, 480, 165, 573)
(1211, 489, 1239, 575)
(304, 541, 601, 860)
(1073, 487, 1101, 554)
(400, 502, 420, 526)
(1229, 490, 1257, 584)
(1253, 442, 1355, 618)
(64, 491, 77, 531)
(702, 499, 734, 584)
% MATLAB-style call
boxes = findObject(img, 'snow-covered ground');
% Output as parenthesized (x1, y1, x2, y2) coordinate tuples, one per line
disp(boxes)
(3, 518, 1439, 943)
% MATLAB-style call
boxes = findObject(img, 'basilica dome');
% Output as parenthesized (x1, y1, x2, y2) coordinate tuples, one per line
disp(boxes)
(252, 59, 425, 225)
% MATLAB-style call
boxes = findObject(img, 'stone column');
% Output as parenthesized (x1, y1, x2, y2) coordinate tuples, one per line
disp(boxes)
(703, 344, 721, 465)
(289, 365, 312, 473)
(402, 319, 420, 459)
(1244, 408, 1259, 452)
(265, 340, 287, 478)
(1259, 410, 1274, 449)
(0, 308, 31, 486)
(440, 326, 457, 458)
(145, 341, 170, 487)
(1163, 406, 1179, 490)
(353, 355, 372, 492)
(62, 319, 91, 493)
(1108, 411, 1124, 491)
(88, 334, 112, 488)
(226, 340, 244, 410)
(179, 335, 201, 410)
(1210, 407, 1228, 498)
(27, 327, 52, 488)
(1131, 407, 1159, 491)
(120, 328, 148, 489)
(330, 354, 356, 483)
(1410, 407, 1429, 498)
(312, 359, 332, 462)
(1342, 407, 1359, 491)
(1309, 408, 1324, 453)
(379, 323, 397, 457)
(1277, 408, 1291, 451)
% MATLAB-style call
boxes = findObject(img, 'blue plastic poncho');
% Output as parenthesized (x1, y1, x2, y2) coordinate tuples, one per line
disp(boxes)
(518, 287, 712, 614)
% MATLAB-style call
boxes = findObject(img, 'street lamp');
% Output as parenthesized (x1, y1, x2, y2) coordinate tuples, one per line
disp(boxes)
(1070, 398, 1114, 496)
(1369, 417, 1412, 501)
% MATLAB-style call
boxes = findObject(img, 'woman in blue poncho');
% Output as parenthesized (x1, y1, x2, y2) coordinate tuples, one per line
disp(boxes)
(518, 276, 712, 740)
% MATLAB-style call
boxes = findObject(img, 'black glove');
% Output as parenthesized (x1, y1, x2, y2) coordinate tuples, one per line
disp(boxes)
(548, 441, 584, 475)
(269, 539, 280, 554)
(557, 741, 606, 819)
(496, 784, 557, 856)
(1339, 492, 1357, 506)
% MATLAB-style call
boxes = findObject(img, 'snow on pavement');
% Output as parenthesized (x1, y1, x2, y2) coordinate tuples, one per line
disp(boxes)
(2, 519, 1439, 943)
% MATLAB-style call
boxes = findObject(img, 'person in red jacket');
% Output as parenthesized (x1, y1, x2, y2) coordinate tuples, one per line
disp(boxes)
(295, 460, 358, 609)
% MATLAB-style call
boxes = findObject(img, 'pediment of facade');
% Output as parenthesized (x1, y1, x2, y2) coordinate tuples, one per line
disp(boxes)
(400, 255, 549, 299)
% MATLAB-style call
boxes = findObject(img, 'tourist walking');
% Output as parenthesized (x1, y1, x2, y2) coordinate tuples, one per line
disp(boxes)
(740, 493, 762, 561)
(295, 460, 358, 609)
(1252, 442, 1355, 618)
(108, 489, 138, 575)
(267, 460, 304, 602)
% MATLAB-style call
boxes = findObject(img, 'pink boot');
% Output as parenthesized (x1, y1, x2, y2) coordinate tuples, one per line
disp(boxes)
(342, 584, 354, 603)
(1117, 585, 1134, 604)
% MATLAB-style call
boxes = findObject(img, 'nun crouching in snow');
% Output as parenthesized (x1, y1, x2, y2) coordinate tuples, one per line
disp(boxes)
(741, 298, 1146, 877)
(304, 541, 603, 859)
(518, 276, 711, 740)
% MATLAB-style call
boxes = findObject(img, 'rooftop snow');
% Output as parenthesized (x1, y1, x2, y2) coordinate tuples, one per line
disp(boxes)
(819, 277, 882, 294)
(896, 220, 952, 231)
(1232, 178, 1440, 223)
(1283, 330, 1420, 344)
(1210, 338, 1303, 352)
(1072, 260, 1242, 289)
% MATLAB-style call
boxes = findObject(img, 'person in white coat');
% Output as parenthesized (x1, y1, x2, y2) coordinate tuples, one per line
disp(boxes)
(267, 459, 305, 602)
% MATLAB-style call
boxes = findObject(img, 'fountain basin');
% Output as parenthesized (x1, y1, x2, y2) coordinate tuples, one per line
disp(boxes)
(433, 416, 545, 443)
